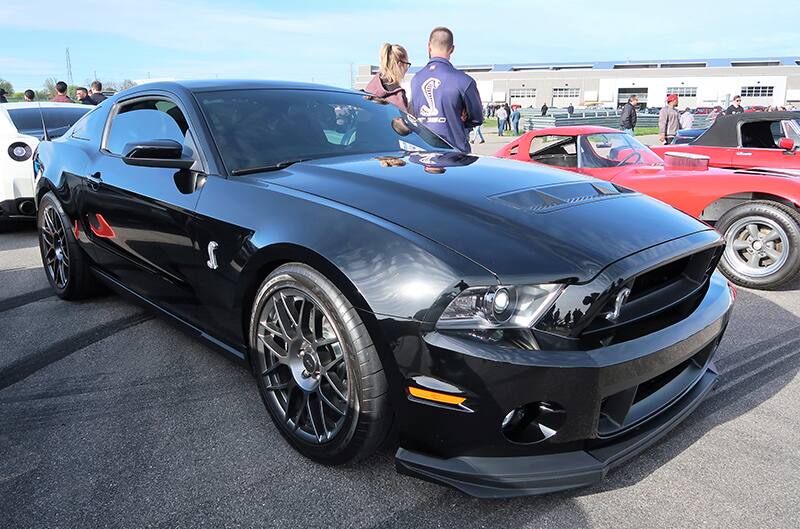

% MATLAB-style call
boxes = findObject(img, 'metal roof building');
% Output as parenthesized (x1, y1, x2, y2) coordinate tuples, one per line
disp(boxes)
(355, 57, 800, 109)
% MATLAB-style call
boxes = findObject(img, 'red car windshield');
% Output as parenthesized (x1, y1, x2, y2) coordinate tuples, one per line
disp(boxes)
(578, 133, 663, 168)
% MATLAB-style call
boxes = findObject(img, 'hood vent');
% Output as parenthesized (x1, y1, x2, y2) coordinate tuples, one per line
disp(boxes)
(492, 181, 634, 213)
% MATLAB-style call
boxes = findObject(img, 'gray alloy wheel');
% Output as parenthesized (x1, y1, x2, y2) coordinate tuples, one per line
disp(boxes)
(255, 287, 349, 444)
(249, 263, 392, 464)
(716, 201, 800, 290)
(37, 192, 100, 300)
(39, 204, 71, 289)
(723, 216, 789, 278)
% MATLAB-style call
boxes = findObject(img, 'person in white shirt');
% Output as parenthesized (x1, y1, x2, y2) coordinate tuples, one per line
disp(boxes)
(679, 107, 694, 130)
(495, 105, 508, 136)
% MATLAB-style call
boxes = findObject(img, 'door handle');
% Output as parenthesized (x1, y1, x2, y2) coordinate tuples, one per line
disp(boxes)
(735, 152, 753, 156)
(86, 171, 102, 190)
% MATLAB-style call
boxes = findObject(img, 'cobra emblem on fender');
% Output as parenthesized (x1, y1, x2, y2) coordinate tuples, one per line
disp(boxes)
(206, 241, 219, 270)
(419, 78, 441, 117)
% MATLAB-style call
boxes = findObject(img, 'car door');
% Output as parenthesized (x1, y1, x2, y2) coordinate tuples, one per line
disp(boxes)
(80, 94, 208, 315)
(732, 119, 799, 170)
(681, 145, 736, 169)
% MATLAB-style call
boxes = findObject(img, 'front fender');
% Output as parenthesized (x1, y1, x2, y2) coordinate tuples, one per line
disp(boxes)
(191, 174, 496, 348)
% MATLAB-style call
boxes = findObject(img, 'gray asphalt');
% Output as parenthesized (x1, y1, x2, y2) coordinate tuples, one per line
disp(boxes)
(1, 224, 798, 529)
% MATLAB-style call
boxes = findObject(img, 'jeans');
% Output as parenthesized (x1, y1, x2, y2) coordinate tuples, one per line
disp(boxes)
(498, 119, 506, 135)
(471, 125, 484, 143)
(623, 128, 634, 136)
(512, 119, 520, 136)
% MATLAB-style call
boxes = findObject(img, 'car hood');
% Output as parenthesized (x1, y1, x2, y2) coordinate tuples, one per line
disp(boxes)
(260, 152, 711, 283)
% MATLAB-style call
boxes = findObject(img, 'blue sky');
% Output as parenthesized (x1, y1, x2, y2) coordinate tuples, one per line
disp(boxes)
(2, 0, 798, 92)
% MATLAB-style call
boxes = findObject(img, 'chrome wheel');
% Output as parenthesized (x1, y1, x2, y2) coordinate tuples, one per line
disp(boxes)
(40, 205, 70, 289)
(724, 216, 789, 278)
(255, 288, 349, 444)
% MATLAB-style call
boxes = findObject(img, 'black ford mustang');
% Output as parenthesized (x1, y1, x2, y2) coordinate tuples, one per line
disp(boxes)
(33, 81, 734, 498)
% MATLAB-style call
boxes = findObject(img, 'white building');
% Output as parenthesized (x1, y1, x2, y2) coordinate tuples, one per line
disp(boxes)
(355, 57, 800, 109)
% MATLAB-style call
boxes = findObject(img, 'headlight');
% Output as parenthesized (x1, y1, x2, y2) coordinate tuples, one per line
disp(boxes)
(8, 142, 32, 162)
(436, 284, 563, 330)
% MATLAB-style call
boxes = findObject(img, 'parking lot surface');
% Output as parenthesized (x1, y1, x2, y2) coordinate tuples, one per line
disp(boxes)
(1, 225, 798, 529)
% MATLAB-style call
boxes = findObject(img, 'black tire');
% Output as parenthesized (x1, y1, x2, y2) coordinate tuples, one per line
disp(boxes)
(716, 200, 800, 290)
(37, 192, 99, 299)
(248, 263, 392, 465)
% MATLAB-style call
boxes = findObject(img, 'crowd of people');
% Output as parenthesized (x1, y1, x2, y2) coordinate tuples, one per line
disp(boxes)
(47, 80, 108, 105)
(619, 92, 794, 144)
(363, 30, 799, 152)
(3, 33, 795, 155)
(0, 80, 108, 105)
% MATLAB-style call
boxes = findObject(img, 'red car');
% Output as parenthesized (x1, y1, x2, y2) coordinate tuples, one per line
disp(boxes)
(651, 111, 800, 172)
(496, 126, 800, 289)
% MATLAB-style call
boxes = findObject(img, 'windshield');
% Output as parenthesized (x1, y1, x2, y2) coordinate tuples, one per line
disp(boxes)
(771, 119, 800, 145)
(7, 107, 91, 138)
(196, 89, 453, 174)
(578, 133, 663, 168)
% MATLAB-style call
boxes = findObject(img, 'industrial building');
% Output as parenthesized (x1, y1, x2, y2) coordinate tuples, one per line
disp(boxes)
(355, 57, 800, 109)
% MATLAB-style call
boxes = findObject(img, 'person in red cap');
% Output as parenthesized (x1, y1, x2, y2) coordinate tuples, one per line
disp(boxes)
(658, 93, 680, 144)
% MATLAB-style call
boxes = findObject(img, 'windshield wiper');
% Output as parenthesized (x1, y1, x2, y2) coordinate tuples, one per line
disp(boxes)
(230, 159, 311, 176)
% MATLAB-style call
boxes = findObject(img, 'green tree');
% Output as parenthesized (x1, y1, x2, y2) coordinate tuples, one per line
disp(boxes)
(42, 77, 58, 98)
(0, 78, 14, 95)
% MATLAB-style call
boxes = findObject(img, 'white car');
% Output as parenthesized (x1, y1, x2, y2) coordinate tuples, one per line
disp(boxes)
(1, 102, 91, 223)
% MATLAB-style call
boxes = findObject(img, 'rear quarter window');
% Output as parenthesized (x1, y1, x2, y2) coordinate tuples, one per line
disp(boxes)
(7, 107, 91, 137)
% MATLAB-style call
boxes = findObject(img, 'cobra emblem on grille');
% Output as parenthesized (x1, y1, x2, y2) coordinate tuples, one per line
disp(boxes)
(605, 287, 631, 322)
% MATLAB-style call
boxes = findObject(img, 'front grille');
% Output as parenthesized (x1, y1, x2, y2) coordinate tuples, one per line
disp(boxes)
(580, 246, 722, 347)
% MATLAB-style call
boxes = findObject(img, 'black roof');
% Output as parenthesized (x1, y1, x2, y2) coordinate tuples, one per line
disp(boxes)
(692, 111, 800, 147)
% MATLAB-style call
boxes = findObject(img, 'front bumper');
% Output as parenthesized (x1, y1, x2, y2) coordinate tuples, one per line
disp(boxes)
(392, 272, 733, 498)
(397, 365, 716, 498)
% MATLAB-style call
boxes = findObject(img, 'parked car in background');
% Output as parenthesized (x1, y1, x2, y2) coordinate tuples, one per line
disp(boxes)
(672, 128, 708, 144)
(496, 126, 800, 289)
(651, 112, 800, 171)
(0, 102, 90, 224)
(694, 107, 714, 115)
(33, 80, 734, 497)
(744, 105, 766, 113)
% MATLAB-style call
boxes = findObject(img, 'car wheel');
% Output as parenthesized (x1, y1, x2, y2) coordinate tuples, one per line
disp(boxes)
(249, 263, 392, 464)
(716, 201, 800, 289)
(37, 192, 99, 299)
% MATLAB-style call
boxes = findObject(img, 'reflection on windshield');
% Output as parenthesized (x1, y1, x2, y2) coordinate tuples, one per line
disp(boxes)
(196, 89, 453, 174)
(578, 133, 663, 168)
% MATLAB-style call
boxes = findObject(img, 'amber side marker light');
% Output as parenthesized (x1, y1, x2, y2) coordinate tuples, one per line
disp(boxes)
(408, 386, 466, 405)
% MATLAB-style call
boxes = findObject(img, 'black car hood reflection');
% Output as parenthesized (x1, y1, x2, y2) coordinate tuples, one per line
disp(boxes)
(257, 152, 711, 283)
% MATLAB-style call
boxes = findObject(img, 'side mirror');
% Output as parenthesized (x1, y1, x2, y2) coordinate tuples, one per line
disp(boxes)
(779, 137, 795, 151)
(122, 139, 194, 169)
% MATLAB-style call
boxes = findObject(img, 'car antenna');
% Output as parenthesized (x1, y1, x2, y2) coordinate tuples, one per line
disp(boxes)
(37, 101, 50, 142)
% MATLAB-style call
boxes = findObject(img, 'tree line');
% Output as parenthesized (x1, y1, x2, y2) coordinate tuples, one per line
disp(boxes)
(0, 77, 137, 101)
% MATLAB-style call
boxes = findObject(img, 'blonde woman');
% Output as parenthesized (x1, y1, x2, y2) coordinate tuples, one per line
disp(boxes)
(365, 43, 410, 113)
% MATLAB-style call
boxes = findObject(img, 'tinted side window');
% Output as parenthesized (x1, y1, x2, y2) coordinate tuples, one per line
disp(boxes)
(105, 99, 189, 155)
(740, 121, 778, 149)
(7, 107, 91, 138)
(71, 107, 107, 141)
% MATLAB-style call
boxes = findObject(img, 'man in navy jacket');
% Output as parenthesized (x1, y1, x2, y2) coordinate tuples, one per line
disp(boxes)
(411, 27, 483, 153)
